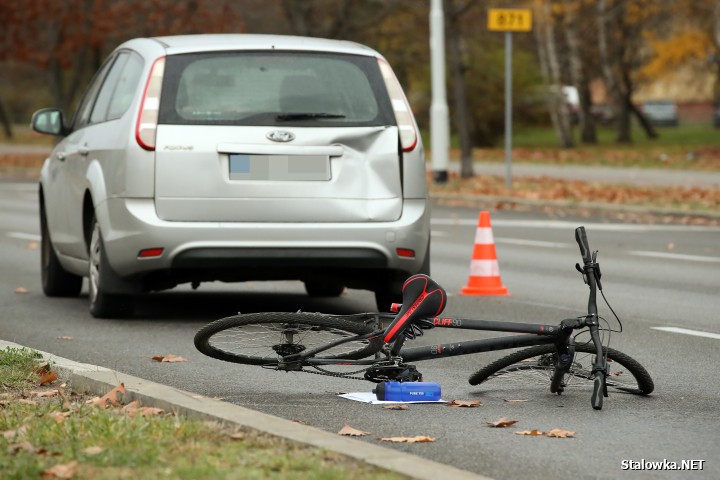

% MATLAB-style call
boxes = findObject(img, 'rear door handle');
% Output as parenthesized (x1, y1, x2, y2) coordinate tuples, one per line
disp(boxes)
(78, 146, 89, 156)
(56, 152, 66, 161)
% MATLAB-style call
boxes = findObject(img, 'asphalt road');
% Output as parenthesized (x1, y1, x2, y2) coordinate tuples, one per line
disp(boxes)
(2, 181, 719, 479)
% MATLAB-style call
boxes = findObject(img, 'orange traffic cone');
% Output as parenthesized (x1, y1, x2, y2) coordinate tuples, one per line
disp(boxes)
(460, 211, 510, 296)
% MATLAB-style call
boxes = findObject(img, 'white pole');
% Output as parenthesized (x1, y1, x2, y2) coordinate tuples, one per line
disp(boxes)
(430, 0, 450, 183)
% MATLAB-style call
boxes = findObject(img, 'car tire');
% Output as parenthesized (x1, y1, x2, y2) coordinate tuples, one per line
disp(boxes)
(88, 216, 135, 319)
(40, 202, 82, 297)
(304, 281, 345, 297)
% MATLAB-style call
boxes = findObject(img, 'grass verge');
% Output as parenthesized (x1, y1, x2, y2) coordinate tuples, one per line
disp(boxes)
(0, 347, 405, 480)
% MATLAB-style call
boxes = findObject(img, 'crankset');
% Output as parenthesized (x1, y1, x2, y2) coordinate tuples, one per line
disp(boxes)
(364, 360, 423, 383)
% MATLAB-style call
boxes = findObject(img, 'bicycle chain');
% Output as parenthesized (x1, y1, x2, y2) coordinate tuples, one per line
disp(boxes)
(307, 364, 368, 381)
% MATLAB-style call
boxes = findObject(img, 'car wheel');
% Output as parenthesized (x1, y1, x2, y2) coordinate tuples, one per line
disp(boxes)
(304, 281, 345, 297)
(40, 202, 82, 297)
(88, 216, 135, 319)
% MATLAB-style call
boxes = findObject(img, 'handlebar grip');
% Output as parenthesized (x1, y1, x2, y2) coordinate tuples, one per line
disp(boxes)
(575, 226, 592, 264)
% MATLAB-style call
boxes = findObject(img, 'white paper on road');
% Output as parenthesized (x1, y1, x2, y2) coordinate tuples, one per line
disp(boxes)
(338, 391, 446, 404)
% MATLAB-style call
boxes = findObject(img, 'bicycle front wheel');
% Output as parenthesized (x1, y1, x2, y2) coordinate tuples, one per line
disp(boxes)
(468, 344, 654, 395)
(194, 312, 383, 367)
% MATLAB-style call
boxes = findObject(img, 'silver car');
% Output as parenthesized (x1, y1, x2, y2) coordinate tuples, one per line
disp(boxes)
(32, 34, 430, 318)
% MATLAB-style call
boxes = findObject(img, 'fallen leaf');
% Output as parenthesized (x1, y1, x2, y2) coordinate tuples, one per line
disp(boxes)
(338, 424, 371, 436)
(503, 399, 529, 403)
(122, 401, 164, 418)
(515, 429, 545, 436)
(88, 383, 125, 407)
(378, 435, 436, 443)
(447, 400, 482, 408)
(38, 371, 58, 386)
(18, 398, 37, 405)
(42, 461, 79, 479)
(49, 411, 72, 424)
(546, 428, 576, 438)
(152, 354, 188, 362)
(35, 362, 51, 373)
(228, 432, 245, 441)
(26, 241, 39, 250)
(292, 419, 309, 424)
(2, 425, 28, 440)
(82, 446, 104, 455)
(56, 336, 73, 341)
(667, 242, 674, 250)
(486, 417, 519, 428)
(383, 404, 409, 410)
(15, 287, 28, 294)
(8, 441, 38, 455)
(32, 390, 60, 398)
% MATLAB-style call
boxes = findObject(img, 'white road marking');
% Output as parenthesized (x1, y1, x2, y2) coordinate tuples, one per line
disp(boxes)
(629, 251, 720, 263)
(430, 230, 448, 237)
(7, 232, 41, 241)
(651, 327, 720, 340)
(431, 218, 720, 232)
(495, 238, 571, 248)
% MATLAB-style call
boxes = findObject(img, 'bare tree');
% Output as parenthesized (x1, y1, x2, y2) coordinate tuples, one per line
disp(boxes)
(535, 0, 574, 148)
(562, 0, 596, 144)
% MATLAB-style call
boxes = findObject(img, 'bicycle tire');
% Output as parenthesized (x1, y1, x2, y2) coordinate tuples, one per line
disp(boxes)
(194, 312, 383, 367)
(468, 344, 654, 395)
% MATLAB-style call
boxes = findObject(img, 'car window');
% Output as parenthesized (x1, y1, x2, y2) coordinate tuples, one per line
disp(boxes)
(107, 53, 144, 120)
(159, 51, 394, 127)
(90, 53, 129, 124)
(72, 55, 118, 130)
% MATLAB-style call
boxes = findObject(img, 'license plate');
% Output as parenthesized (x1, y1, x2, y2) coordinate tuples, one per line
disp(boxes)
(229, 154, 330, 181)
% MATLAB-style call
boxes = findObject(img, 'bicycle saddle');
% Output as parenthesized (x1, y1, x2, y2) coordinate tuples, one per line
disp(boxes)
(382, 274, 447, 344)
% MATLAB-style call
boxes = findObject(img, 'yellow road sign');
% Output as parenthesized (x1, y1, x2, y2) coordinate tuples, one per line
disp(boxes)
(488, 8, 532, 32)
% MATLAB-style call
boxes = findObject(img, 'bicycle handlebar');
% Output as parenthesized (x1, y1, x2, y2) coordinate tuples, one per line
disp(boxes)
(575, 226, 592, 265)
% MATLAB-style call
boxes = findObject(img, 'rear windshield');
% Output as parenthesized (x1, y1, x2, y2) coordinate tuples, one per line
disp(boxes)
(159, 51, 395, 127)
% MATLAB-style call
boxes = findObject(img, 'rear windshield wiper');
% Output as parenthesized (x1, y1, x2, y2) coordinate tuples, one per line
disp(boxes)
(276, 113, 346, 121)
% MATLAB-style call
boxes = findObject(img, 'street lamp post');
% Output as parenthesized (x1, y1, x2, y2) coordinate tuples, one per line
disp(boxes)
(430, 0, 450, 184)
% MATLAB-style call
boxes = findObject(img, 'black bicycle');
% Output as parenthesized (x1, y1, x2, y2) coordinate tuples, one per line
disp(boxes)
(194, 226, 654, 410)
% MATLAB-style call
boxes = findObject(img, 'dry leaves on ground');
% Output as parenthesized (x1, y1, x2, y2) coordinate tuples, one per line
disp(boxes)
(151, 354, 188, 363)
(38, 371, 58, 386)
(87, 383, 125, 407)
(447, 400, 482, 408)
(383, 404, 409, 410)
(42, 460, 79, 479)
(378, 436, 436, 443)
(14, 287, 28, 294)
(486, 417, 519, 428)
(515, 428, 576, 438)
(121, 400, 164, 417)
(338, 425, 371, 437)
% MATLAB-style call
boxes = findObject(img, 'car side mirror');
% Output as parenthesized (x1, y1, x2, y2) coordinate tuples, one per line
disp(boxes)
(31, 108, 67, 136)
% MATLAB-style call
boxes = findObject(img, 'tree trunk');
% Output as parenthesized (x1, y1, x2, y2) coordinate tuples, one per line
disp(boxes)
(535, 0, 574, 148)
(0, 96, 13, 139)
(597, 0, 631, 143)
(563, 0, 596, 144)
(446, 0, 474, 178)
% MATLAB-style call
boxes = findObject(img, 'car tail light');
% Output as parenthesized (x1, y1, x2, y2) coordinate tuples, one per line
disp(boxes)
(396, 248, 415, 258)
(138, 248, 164, 258)
(136, 57, 165, 151)
(378, 58, 418, 152)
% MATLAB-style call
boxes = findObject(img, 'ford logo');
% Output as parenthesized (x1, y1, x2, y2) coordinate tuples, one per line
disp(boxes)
(266, 130, 295, 143)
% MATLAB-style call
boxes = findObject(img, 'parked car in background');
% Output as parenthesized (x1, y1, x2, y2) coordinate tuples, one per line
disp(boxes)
(31, 34, 430, 318)
(640, 99, 680, 126)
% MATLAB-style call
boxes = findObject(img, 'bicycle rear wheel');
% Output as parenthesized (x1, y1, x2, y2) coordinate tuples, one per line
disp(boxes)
(194, 312, 383, 367)
(468, 344, 654, 395)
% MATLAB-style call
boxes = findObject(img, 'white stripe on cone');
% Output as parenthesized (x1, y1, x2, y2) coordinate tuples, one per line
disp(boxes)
(474, 227, 494, 245)
(469, 259, 500, 277)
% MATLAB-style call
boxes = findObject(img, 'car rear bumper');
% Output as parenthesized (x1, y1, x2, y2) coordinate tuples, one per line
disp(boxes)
(97, 197, 430, 290)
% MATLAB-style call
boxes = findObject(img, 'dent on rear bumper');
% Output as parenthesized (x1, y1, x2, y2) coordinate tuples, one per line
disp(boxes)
(99, 197, 430, 279)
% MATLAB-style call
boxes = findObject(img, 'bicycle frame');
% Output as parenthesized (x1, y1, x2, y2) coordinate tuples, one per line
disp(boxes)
(291, 315, 580, 367)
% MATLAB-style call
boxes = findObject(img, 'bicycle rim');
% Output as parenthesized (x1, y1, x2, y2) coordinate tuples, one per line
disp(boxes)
(194, 312, 383, 367)
(468, 344, 654, 395)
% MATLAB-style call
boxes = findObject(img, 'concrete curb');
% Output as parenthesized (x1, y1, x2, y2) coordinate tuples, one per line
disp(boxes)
(430, 192, 720, 220)
(0, 340, 490, 480)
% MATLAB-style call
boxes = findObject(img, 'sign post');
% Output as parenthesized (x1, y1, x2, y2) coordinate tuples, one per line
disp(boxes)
(488, 8, 532, 188)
